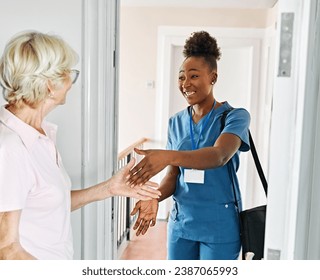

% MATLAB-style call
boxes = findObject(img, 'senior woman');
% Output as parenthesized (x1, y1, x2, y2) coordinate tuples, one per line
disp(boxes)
(0, 31, 160, 260)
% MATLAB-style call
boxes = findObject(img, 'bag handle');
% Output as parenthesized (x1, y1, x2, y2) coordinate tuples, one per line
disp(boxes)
(220, 108, 268, 197)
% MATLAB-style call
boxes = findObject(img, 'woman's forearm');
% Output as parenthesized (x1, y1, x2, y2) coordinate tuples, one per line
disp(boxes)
(71, 181, 111, 211)
(168, 147, 225, 170)
(167, 134, 241, 170)
(157, 166, 179, 202)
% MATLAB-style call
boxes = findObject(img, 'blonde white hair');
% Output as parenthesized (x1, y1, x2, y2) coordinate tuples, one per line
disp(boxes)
(0, 30, 79, 106)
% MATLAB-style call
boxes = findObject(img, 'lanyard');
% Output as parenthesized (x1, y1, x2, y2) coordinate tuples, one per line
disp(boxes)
(189, 100, 216, 150)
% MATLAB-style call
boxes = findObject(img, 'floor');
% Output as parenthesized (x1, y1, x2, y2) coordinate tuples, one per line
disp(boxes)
(120, 220, 168, 260)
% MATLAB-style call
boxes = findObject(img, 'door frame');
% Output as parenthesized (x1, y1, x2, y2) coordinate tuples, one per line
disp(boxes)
(80, 0, 119, 260)
(265, 0, 320, 259)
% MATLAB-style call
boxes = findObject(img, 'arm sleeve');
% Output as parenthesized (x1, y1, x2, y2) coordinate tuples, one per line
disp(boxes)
(221, 108, 251, 152)
(166, 117, 174, 150)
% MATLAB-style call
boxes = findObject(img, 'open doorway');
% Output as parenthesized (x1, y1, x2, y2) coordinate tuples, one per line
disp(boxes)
(118, 0, 278, 259)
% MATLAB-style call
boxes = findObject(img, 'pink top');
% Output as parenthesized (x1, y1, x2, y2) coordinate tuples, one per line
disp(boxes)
(0, 106, 73, 259)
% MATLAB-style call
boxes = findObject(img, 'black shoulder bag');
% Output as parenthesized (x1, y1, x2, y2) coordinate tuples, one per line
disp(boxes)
(221, 109, 267, 260)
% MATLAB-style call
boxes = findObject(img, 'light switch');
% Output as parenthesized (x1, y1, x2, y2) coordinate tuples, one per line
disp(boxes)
(146, 80, 155, 89)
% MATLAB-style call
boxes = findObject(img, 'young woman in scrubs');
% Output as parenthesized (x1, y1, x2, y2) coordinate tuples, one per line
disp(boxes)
(129, 31, 250, 260)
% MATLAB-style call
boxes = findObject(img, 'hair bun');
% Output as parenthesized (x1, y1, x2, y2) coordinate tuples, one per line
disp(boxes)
(183, 31, 221, 60)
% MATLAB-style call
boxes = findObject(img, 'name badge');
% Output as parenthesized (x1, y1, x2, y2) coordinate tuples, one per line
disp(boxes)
(184, 169, 205, 184)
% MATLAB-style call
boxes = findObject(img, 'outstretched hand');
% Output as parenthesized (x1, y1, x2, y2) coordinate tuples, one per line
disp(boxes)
(127, 148, 169, 187)
(130, 199, 159, 236)
(109, 158, 161, 200)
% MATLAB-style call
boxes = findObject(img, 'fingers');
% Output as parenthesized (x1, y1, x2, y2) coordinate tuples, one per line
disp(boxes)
(139, 221, 150, 235)
(125, 158, 136, 172)
(137, 186, 161, 199)
(128, 170, 152, 187)
(145, 181, 159, 188)
(150, 218, 156, 227)
(134, 194, 153, 201)
(133, 216, 142, 231)
(129, 148, 149, 175)
(135, 219, 153, 236)
(140, 185, 161, 196)
(128, 161, 145, 179)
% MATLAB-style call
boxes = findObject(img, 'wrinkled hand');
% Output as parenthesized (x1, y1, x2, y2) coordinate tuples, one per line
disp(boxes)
(127, 148, 169, 187)
(130, 199, 159, 236)
(109, 158, 161, 200)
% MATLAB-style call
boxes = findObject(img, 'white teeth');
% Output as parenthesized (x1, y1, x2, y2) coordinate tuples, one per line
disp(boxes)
(184, 91, 195, 96)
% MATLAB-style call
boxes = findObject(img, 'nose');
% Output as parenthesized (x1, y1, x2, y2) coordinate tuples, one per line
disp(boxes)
(182, 78, 190, 90)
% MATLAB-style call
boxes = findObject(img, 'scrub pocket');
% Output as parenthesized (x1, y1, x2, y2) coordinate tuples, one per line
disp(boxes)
(169, 201, 178, 222)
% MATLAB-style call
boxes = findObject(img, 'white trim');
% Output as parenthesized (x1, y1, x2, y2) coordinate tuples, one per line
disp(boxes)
(121, 0, 278, 9)
(293, 0, 320, 259)
(264, 0, 320, 260)
(81, 0, 118, 260)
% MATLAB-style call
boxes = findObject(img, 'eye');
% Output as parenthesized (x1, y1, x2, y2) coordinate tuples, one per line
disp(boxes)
(178, 76, 185, 81)
(191, 75, 199, 79)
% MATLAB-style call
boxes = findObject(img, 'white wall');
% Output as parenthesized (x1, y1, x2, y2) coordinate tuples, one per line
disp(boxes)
(0, 0, 83, 259)
(0, 0, 119, 260)
(0, 3, 82, 181)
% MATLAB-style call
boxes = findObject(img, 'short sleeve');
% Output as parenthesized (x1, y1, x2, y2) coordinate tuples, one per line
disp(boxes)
(221, 108, 251, 152)
(0, 145, 35, 211)
(166, 117, 174, 150)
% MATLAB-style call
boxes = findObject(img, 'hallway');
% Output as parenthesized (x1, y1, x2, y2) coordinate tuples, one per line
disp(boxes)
(120, 220, 167, 260)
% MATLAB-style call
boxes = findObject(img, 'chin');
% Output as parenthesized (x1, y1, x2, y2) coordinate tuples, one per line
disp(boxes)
(185, 96, 197, 105)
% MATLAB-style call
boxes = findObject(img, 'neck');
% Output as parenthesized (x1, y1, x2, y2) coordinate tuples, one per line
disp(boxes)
(192, 96, 217, 118)
(6, 101, 53, 134)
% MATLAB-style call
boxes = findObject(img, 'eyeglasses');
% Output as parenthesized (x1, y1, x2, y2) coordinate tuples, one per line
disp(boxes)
(70, 69, 80, 84)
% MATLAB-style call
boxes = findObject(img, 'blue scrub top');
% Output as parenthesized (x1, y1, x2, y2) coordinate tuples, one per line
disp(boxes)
(167, 102, 250, 243)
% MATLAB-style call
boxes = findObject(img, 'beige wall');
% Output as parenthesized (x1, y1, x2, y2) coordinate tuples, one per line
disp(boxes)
(118, 6, 277, 151)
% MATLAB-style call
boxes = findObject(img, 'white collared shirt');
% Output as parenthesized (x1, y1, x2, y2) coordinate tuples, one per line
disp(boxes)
(0, 106, 73, 259)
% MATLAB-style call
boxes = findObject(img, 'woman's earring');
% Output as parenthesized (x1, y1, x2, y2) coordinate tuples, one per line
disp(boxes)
(48, 92, 54, 98)
(211, 81, 215, 85)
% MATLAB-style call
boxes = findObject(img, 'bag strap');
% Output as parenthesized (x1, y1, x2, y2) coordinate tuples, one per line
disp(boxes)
(248, 131, 268, 196)
(220, 108, 268, 197)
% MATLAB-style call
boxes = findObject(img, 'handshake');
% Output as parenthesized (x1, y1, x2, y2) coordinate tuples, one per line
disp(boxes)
(116, 148, 170, 236)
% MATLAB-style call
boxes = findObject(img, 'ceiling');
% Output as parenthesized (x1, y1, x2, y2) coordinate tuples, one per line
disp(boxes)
(121, 0, 278, 9)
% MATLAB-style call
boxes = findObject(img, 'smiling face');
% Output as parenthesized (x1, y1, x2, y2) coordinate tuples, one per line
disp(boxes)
(178, 56, 217, 107)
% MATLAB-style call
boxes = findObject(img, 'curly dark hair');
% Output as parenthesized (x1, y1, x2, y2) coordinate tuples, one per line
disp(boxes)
(183, 31, 221, 71)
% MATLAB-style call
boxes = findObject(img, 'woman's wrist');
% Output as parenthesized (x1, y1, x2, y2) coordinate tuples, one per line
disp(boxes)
(102, 180, 113, 199)
(163, 150, 174, 166)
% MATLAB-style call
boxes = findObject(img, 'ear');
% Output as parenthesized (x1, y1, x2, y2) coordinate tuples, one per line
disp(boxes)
(211, 72, 218, 85)
(47, 79, 56, 93)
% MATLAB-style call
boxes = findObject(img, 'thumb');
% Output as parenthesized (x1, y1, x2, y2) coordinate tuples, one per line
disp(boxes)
(134, 148, 147, 156)
(130, 202, 140, 216)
